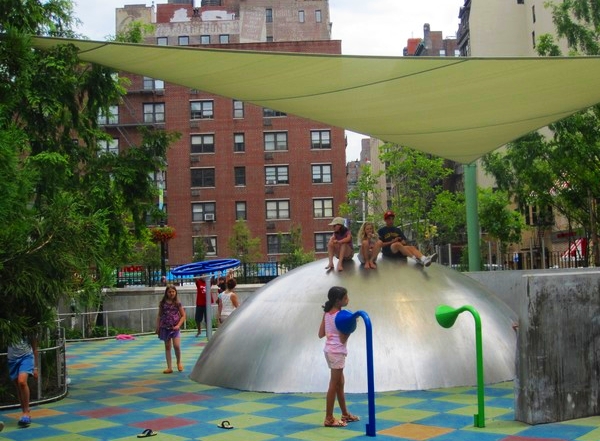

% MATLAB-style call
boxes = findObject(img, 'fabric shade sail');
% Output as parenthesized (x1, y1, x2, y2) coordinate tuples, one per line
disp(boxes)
(32, 36, 600, 164)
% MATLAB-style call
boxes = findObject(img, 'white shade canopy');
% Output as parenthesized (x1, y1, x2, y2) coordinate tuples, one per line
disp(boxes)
(33, 37, 600, 163)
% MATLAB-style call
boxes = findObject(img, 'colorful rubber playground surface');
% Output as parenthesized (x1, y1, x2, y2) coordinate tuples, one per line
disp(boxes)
(1, 332, 599, 440)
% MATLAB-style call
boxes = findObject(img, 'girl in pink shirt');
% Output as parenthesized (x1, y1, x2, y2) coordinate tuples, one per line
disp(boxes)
(318, 286, 360, 427)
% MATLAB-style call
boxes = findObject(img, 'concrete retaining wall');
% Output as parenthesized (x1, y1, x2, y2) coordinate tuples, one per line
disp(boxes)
(513, 271, 600, 424)
(62, 284, 261, 333)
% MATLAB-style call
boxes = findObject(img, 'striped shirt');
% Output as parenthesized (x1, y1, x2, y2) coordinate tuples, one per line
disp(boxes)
(323, 310, 347, 355)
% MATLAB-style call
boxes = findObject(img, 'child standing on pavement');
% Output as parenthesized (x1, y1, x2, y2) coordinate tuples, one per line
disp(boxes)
(8, 335, 38, 428)
(318, 286, 360, 428)
(217, 278, 240, 324)
(156, 285, 186, 374)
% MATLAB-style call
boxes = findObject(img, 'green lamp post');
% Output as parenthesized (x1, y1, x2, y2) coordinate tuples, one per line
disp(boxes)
(435, 304, 485, 428)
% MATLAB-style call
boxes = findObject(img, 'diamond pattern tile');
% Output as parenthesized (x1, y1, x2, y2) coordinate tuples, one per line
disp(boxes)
(0, 332, 597, 441)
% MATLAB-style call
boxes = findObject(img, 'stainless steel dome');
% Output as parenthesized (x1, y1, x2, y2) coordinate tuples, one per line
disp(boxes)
(190, 257, 517, 393)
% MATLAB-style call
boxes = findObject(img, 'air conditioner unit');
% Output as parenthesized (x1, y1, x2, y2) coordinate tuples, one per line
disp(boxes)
(204, 213, 215, 222)
(266, 179, 277, 185)
(266, 222, 276, 230)
(263, 118, 272, 126)
(191, 189, 200, 196)
(190, 121, 199, 128)
(264, 153, 274, 160)
(265, 186, 274, 194)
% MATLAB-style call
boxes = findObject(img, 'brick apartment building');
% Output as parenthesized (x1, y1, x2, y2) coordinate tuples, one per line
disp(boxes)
(102, 0, 346, 265)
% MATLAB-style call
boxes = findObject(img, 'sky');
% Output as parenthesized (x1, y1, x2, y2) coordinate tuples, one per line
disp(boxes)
(72, 0, 464, 161)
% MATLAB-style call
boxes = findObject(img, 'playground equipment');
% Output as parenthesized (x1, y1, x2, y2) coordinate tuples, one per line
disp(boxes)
(190, 256, 516, 393)
(335, 309, 376, 437)
(172, 259, 240, 339)
(436, 304, 486, 428)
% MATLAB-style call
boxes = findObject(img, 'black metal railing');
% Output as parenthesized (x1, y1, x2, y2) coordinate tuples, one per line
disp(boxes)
(113, 262, 290, 288)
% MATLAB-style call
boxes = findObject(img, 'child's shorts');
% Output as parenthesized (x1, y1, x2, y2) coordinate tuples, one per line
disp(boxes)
(8, 354, 34, 381)
(325, 352, 346, 370)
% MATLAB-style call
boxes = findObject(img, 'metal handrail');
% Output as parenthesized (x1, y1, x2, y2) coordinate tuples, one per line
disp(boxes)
(57, 305, 203, 339)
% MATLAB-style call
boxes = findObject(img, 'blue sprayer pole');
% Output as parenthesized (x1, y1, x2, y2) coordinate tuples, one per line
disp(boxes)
(357, 311, 376, 436)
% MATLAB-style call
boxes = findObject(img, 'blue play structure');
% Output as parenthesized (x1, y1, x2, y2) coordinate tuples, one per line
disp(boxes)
(335, 309, 376, 437)
(171, 259, 241, 276)
(172, 259, 241, 340)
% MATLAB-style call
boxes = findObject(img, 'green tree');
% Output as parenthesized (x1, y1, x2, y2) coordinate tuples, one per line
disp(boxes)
(192, 237, 207, 262)
(379, 144, 453, 244)
(547, 0, 600, 55)
(279, 224, 315, 269)
(228, 220, 262, 264)
(429, 190, 466, 244)
(340, 162, 383, 235)
(478, 188, 524, 251)
(0, 1, 178, 344)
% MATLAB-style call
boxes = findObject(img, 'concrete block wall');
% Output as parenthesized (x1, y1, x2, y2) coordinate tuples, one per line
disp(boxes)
(513, 271, 600, 424)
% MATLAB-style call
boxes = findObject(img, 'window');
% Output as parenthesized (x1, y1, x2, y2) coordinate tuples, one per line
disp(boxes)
(532, 5, 536, 23)
(219, 34, 229, 44)
(143, 103, 165, 123)
(98, 105, 119, 125)
(313, 198, 333, 218)
(191, 168, 215, 187)
(311, 130, 331, 149)
(143, 77, 164, 90)
(524, 205, 553, 226)
(236, 201, 247, 220)
(517, 0, 524, 4)
(195, 236, 217, 256)
(190, 100, 214, 119)
(314, 232, 330, 252)
(200, 35, 210, 44)
(266, 8, 273, 23)
(234, 166, 246, 186)
(267, 234, 290, 254)
(264, 132, 288, 151)
(315, 10, 322, 22)
(266, 36, 274, 42)
(439, 49, 446, 56)
(265, 166, 289, 185)
(266, 200, 290, 220)
(532, 31, 536, 48)
(178, 36, 189, 46)
(299, 10, 305, 23)
(312, 164, 332, 183)
(157, 37, 168, 45)
(263, 108, 287, 118)
(191, 134, 215, 153)
(98, 138, 119, 155)
(234, 133, 245, 152)
(233, 100, 244, 118)
(192, 202, 216, 222)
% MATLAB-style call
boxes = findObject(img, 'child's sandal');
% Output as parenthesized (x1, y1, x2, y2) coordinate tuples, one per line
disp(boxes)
(324, 417, 347, 427)
(341, 413, 360, 423)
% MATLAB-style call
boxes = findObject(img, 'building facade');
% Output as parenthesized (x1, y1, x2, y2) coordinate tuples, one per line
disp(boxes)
(104, 0, 346, 265)
(457, 0, 588, 269)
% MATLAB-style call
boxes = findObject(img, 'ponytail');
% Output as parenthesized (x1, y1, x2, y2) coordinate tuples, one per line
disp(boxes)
(322, 286, 348, 312)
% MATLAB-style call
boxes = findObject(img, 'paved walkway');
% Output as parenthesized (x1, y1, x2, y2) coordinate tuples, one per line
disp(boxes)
(1, 332, 599, 440)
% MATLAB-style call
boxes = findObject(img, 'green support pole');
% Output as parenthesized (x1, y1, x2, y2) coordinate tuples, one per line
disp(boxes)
(464, 163, 481, 271)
